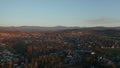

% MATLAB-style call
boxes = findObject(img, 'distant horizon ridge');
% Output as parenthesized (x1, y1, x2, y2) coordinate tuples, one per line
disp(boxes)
(0, 26, 120, 28)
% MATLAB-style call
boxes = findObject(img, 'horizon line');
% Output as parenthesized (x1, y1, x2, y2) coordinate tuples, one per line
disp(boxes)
(0, 25, 120, 28)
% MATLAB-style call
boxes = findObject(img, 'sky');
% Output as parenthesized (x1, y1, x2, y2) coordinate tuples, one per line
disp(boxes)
(0, 0, 120, 27)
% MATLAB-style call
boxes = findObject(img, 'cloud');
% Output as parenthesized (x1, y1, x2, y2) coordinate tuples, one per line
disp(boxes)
(86, 18, 120, 24)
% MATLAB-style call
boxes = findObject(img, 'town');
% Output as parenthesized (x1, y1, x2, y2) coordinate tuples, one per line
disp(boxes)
(0, 29, 120, 68)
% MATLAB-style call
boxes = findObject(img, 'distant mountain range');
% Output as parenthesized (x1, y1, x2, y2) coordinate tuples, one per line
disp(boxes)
(0, 26, 120, 31)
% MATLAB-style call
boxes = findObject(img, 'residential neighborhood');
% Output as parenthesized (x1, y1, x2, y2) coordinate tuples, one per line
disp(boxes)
(0, 29, 120, 68)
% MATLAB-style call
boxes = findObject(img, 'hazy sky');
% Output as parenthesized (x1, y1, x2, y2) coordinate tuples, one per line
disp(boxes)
(0, 0, 120, 27)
